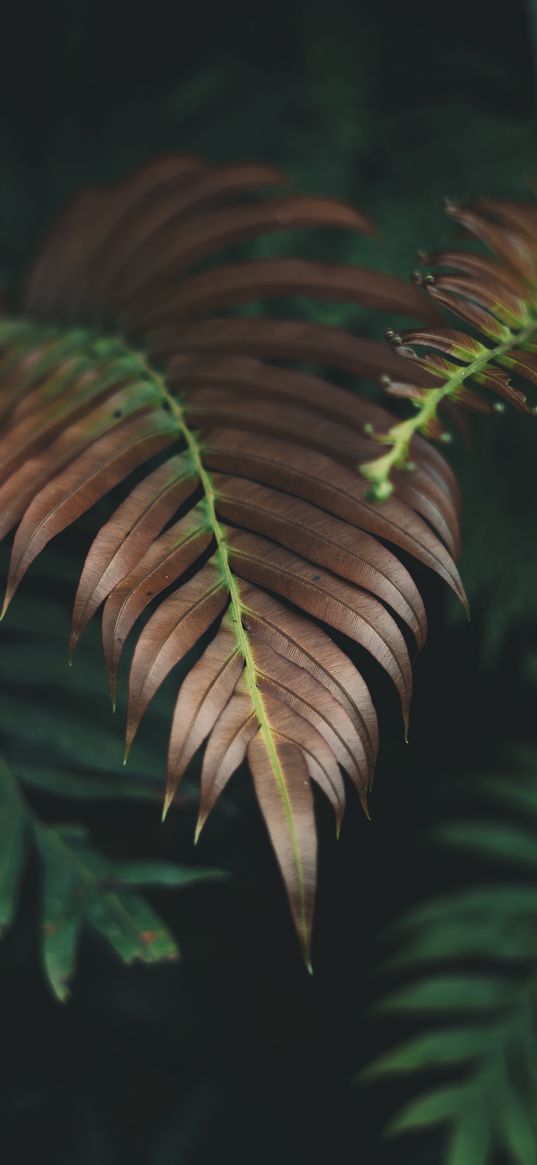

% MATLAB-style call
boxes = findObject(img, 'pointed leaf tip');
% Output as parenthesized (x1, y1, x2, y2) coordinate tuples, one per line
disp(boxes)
(0, 165, 472, 967)
(360, 792, 372, 822)
(2, 563, 24, 616)
(123, 721, 137, 763)
(335, 802, 345, 838)
(193, 815, 206, 845)
(67, 631, 79, 663)
(107, 669, 119, 713)
(161, 788, 174, 822)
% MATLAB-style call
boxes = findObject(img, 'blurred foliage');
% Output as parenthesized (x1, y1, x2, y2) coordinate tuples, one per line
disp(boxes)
(0, 757, 221, 1001)
(0, 572, 225, 1001)
(365, 752, 537, 1163)
(1, 0, 537, 1162)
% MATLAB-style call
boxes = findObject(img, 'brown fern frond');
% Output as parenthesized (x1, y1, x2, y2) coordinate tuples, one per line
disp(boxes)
(0, 157, 464, 963)
(360, 198, 537, 498)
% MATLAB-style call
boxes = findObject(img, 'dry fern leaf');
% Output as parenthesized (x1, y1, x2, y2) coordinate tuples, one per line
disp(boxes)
(360, 198, 537, 499)
(0, 157, 464, 964)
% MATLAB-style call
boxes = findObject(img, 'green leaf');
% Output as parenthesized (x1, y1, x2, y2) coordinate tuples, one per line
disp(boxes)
(436, 822, 537, 871)
(86, 890, 179, 965)
(372, 762, 537, 1162)
(364, 1028, 484, 1077)
(0, 685, 166, 780)
(387, 1084, 469, 1134)
(480, 771, 537, 819)
(378, 975, 509, 1013)
(34, 824, 85, 1002)
(41, 827, 181, 966)
(400, 885, 537, 928)
(109, 860, 227, 888)
(16, 763, 162, 803)
(498, 1081, 537, 1165)
(392, 917, 537, 967)
(445, 1101, 492, 1165)
(0, 757, 224, 999)
(0, 758, 28, 932)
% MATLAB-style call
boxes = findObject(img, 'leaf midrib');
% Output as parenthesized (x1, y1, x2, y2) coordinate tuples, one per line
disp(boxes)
(0, 320, 312, 954)
(360, 315, 537, 494)
(134, 350, 311, 960)
(217, 486, 425, 633)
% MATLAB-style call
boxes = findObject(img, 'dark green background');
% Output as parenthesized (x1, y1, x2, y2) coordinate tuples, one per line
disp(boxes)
(1, 2, 537, 1161)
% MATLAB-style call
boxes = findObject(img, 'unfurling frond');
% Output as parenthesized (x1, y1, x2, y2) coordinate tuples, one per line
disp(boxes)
(360, 198, 537, 499)
(0, 157, 464, 962)
(365, 758, 537, 1164)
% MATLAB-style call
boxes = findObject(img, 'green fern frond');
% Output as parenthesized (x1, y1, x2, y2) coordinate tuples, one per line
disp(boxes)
(0, 756, 223, 1001)
(365, 759, 537, 1164)
(0, 568, 189, 796)
(0, 578, 224, 1001)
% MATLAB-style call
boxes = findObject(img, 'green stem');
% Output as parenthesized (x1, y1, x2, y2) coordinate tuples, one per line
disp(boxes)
(0, 317, 312, 959)
(136, 353, 311, 964)
(359, 318, 537, 500)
